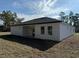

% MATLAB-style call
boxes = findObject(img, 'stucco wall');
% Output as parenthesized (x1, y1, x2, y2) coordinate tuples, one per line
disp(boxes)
(23, 25, 34, 38)
(11, 26, 23, 36)
(59, 23, 75, 41)
(35, 23, 60, 41)
(11, 22, 75, 41)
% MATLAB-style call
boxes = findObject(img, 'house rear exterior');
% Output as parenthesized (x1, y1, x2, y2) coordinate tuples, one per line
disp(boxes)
(11, 17, 75, 41)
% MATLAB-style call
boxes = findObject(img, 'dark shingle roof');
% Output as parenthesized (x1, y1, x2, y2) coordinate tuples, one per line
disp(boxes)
(12, 17, 62, 26)
(23, 17, 62, 24)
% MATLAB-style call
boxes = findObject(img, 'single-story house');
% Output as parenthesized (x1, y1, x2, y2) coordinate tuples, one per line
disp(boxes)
(11, 17, 75, 41)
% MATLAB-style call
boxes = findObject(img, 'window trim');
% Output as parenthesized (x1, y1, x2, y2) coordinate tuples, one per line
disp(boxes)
(48, 26, 52, 35)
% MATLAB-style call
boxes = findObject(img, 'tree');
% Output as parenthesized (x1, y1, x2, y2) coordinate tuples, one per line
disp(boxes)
(68, 11, 74, 25)
(75, 13, 79, 25)
(59, 12, 65, 21)
(0, 10, 17, 31)
(59, 11, 79, 26)
(59, 11, 79, 32)
(0, 10, 24, 31)
(69, 11, 74, 16)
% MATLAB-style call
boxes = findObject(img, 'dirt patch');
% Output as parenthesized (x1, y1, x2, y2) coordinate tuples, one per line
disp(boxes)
(0, 34, 59, 51)
(0, 32, 79, 58)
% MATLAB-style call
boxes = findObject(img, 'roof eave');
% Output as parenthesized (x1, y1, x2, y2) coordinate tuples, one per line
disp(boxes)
(11, 21, 62, 26)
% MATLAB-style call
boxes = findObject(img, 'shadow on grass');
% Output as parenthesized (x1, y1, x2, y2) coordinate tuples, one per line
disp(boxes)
(0, 35, 60, 51)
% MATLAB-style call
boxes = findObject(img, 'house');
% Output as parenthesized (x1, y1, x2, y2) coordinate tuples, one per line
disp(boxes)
(11, 17, 75, 41)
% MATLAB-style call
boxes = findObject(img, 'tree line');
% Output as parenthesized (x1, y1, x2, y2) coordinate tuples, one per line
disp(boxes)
(59, 11, 79, 32)
(0, 10, 24, 31)
(0, 10, 79, 32)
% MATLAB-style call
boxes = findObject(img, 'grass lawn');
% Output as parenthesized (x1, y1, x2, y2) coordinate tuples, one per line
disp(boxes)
(0, 32, 79, 58)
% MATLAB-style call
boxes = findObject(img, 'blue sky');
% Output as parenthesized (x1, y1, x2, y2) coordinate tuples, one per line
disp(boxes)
(0, 0, 79, 25)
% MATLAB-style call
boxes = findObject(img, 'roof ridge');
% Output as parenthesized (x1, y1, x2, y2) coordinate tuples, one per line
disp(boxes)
(11, 17, 62, 26)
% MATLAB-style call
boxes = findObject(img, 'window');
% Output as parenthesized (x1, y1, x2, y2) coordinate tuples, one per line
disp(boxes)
(41, 26, 45, 34)
(48, 26, 52, 35)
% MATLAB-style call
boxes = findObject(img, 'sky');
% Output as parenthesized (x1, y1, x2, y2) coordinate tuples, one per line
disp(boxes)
(0, 0, 79, 25)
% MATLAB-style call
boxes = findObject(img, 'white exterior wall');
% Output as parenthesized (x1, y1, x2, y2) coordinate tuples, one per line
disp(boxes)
(11, 22, 75, 41)
(60, 23, 75, 41)
(11, 26, 23, 36)
(23, 25, 34, 38)
(35, 23, 60, 41)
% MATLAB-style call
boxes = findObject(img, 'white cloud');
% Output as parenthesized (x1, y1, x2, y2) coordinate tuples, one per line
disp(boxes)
(17, 13, 45, 22)
(17, 13, 61, 22)
(50, 15, 60, 19)
(49, 0, 57, 7)
(38, 0, 70, 15)
(13, 0, 70, 21)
